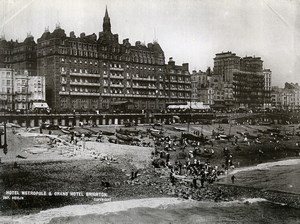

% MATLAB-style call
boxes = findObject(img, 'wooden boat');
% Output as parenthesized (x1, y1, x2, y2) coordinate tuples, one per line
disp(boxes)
(182, 132, 209, 143)
(219, 134, 233, 140)
(116, 133, 133, 142)
(99, 130, 115, 136)
(61, 129, 71, 134)
(173, 127, 187, 131)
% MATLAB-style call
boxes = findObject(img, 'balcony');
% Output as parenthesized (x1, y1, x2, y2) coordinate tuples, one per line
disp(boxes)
(110, 93, 125, 97)
(109, 67, 124, 71)
(70, 92, 100, 96)
(70, 81, 100, 86)
(132, 85, 147, 89)
(59, 91, 69, 95)
(58, 91, 100, 96)
(70, 72, 100, 77)
(132, 77, 145, 81)
(110, 75, 124, 79)
(110, 84, 123, 88)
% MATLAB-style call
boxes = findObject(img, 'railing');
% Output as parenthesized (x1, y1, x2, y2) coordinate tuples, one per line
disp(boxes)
(132, 85, 147, 89)
(132, 77, 156, 81)
(70, 72, 100, 77)
(109, 67, 124, 71)
(110, 84, 123, 87)
(70, 92, 100, 96)
(70, 82, 100, 86)
(110, 75, 124, 79)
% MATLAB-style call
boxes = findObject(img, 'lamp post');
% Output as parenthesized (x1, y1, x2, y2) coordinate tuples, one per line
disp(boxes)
(25, 71, 29, 128)
(187, 94, 192, 133)
(0, 122, 8, 155)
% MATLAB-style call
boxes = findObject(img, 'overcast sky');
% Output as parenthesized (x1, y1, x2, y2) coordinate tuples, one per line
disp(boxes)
(0, 0, 299, 87)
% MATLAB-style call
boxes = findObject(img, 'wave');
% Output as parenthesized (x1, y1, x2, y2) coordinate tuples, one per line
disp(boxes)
(0, 197, 188, 224)
(0, 197, 279, 224)
(229, 158, 300, 175)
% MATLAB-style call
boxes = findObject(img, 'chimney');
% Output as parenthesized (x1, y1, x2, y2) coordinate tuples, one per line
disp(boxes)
(182, 63, 189, 71)
(168, 57, 175, 66)
(113, 34, 119, 42)
(70, 31, 76, 38)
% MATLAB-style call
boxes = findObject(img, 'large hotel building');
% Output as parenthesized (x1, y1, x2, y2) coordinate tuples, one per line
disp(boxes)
(36, 8, 191, 112)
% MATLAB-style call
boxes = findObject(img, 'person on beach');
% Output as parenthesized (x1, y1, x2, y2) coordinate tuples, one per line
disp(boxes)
(200, 174, 205, 188)
(231, 175, 235, 184)
(193, 176, 197, 189)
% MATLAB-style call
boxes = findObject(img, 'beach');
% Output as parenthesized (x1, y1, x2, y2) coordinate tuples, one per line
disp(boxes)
(1, 123, 300, 223)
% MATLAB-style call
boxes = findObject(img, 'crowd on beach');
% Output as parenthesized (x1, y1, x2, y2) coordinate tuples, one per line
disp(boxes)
(12, 121, 300, 191)
(152, 135, 233, 189)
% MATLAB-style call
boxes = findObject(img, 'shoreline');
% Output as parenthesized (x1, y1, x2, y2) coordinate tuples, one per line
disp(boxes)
(1, 192, 298, 224)
(0, 195, 291, 224)
(227, 157, 300, 176)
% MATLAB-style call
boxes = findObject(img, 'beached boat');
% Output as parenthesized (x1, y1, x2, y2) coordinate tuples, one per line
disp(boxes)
(182, 132, 209, 143)
(148, 129, 164, 138)
(61, 129, 71, 134)
(99, 130, 115, 136)
(219, 134, 233, 140)
(116, 133, 133, 142)
(108, 136, 118, 143)
(173, 127, 187, 132)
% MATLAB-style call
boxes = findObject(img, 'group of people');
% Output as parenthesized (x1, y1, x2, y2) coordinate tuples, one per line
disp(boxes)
(152, 134, 229, 189)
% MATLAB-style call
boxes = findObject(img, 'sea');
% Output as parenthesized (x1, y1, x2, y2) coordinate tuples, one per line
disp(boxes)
(1, 159, 300, 224)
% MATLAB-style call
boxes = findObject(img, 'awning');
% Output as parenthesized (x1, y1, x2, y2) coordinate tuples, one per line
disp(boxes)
(211, 104, 226, 108)
(32, 102, 49, 109)
(168, 102, 210, 110)
(110, 101, 135, 106)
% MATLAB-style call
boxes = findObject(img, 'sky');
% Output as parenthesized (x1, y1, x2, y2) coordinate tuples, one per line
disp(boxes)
(0, 0, 299, 87)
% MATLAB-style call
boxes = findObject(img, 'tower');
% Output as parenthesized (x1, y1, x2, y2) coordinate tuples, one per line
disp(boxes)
(103, 6, 111, 33)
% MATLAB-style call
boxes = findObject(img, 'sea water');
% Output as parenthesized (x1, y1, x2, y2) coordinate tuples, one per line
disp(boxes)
(1, 160, 300, 224)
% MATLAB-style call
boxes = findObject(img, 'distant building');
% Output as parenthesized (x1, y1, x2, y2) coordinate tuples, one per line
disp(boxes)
(213, 51, 240, 83)
(0, 35, 37, 75)
(165, 58, 191, 105)
(233, 71, 264, 108)
(14, 70, 46, 110)
(271, 83, 300, 111)
(0, 68, 14, 110)
(263, 69, 272, 107)
(0, 68, 46, 111)
(212, 52, 265, 109)
(191, 70, 207, 102)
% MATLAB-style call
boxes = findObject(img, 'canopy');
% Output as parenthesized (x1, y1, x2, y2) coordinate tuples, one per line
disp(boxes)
(110, 101, 135, 106)
(32, 102, 49, 109)
(168, 102, 210, 110)
(210, 104, 226, 108)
